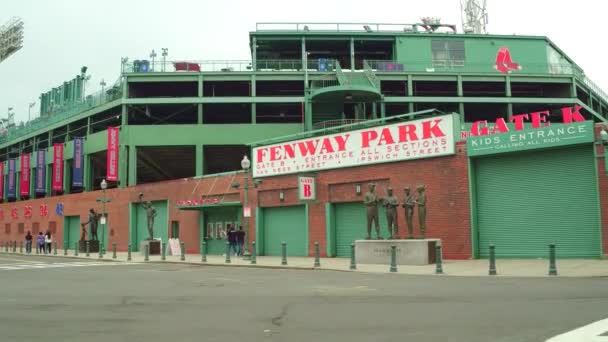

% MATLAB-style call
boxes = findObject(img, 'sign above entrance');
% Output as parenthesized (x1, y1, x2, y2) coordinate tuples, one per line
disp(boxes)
(298, 176, 316, 201)
(467, 121, 594, 157)
(176, 198, 219, 206)
(253, 114, 457, 178)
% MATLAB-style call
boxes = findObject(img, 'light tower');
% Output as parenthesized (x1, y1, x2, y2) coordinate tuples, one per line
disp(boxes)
(0, 17, 24, 64)
(460, 0, 488, 34)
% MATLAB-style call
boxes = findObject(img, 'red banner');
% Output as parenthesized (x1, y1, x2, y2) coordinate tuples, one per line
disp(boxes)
(0, 161, 4, 200)
(52, 144, 63, 191)
(106, 127, 119, 181)
(20, 154, 30, 197)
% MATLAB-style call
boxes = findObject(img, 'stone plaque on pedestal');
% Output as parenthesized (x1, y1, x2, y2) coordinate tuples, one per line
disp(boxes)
(140, 240, 161, 255)
(79, 240, 100, 253)
(354, 239, 440, 265)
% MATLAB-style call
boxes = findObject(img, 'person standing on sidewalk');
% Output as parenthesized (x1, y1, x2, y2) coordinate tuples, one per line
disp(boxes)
(236, 226, 245, 257)
(36, 232, 45, 254)
(45, 231, 52, 254)
(25, 231, 32, 254)
(227, 225, 237, 256)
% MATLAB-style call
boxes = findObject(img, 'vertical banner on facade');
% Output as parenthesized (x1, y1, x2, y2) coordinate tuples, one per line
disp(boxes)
(0, 161, 4, 200)
(52, 144, 63, 191)
(106, 127, 119, 181)
(35, 150, 46, 194)
(20, 154, 30, 197)
(7, 159, 16, 199)
(72, 137, 84, 188)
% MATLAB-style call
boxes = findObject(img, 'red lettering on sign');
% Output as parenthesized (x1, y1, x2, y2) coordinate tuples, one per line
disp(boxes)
(378, 128, 395, 146)
(303, 184, 311, 197)
(297, 140, 320, 157)
(491, 118, 510, 135)
(24, 206, 32, 218)
(361, 130, 378, 148)
(11, 208, 18, 219)
(421, 119, 446, 139)
(40, 204, 48, 217)
(510, 114, 529, 131)
(561, 105, 585, 124)
(530, 111, 550, 129)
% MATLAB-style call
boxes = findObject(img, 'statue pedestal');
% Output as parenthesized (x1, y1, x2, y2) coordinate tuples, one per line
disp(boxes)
(79, 240, 100, 253)
(354, 239, 440, 265)
(140, 240, 161, 255)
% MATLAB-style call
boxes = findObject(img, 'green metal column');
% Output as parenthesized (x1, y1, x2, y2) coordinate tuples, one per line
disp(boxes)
(507, 103, 513, 121)
(304, 94, 312, 131)
(380, 101, 386, 118)
(197, 104, 203, 124)
(252, 36, 257, 72)
(122, 75, 128, 98)
(86, 117, 91, 136)
(407, 75, 413, 96)
(128, 145, 137, 186)
(300, 37, 306, 71)
(457, 75, 463, 97)
(570, 77, 577, 98)
(15, 171, 20, 201)
(505, 76, 512, 97)
(83, 154, 91, 191)
(121, 105, 127, 127)
(350, 37, 355, 71)
(195, 144, 203, 177)
(119, 144, 128, 188)
(198, 74, 203, 97)
(251, 74, 256, 124)
(63, 156, 70, 195)
(459, 103, 465, 125)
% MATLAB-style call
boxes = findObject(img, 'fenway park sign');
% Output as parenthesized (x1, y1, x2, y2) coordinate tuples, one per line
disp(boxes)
(253, 114, 457, 177)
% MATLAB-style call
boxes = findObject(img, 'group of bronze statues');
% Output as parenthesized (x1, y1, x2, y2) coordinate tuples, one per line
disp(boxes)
(79, 193, 156, 241)
(363, 183, 427, 240)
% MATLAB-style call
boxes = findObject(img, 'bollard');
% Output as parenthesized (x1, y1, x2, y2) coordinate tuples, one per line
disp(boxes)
(63, 241, 67, 256)
(435, 245, 444, 274)
(74, 242, 78, 256)
(251, 241, 257, 265)
(225, 242, 231, 263)
(19, 241, 23, 254)
(389, 245, 397, 272)
(85, 241, 90, 257)
(112, 243, 117, 259)
(488, 244, 497, 276)
(548, 243, 557, 276)
(180, 242, 185, 261)
(161, 242, 166, 261)
(98, 242, 103, 259)
(314, 241, 321, 268)
(201, 241, 207, 262)
(127, 244, 132, 261)
(144, 244, 149, 262)
(281, 241, 287, 266)
(350, 243, 357, 270)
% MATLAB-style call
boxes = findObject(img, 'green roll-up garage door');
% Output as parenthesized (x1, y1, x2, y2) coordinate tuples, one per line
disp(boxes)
(335, 203, 389, 257)
(475, 145, 600, 258)
(263, 206, 307, 256)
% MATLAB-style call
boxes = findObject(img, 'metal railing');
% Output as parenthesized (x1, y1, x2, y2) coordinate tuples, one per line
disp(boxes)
(122, 60, 253, 73)
(312, 119, 367, 130)
(255, 59, 302, 71)
(310, 74, 340, 89)
(255, 22, 455, 33)
(363, 60, 381, 89)
(0, 83, 122, 144)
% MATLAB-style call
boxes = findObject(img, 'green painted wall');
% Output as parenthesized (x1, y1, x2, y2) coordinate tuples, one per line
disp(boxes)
(130, 200, 168, 251)
(395, 36, 549, 74)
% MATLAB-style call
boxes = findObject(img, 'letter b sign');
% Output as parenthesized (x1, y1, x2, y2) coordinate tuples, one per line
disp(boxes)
(298, 176, 316, 201)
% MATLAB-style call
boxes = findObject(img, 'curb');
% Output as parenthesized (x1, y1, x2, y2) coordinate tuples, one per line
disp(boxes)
(0, 251, 126, 263)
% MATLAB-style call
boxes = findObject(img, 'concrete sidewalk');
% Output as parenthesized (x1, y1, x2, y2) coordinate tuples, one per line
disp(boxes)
(2, 249, 607, 277)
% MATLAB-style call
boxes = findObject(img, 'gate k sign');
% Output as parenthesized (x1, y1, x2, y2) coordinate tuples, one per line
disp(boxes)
(298, 176, 316, 201)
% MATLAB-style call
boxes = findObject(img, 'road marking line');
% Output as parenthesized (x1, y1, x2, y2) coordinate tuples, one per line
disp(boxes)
(546, 318, 608, 341)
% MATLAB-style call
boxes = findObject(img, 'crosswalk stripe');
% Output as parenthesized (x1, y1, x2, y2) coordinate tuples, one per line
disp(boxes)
(0, 261, 128, 271)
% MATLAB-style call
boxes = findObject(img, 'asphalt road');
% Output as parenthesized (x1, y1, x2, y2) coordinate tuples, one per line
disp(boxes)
(0, 255, 606, 342)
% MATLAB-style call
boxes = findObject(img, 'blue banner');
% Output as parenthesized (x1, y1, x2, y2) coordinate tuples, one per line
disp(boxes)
(72, 137, 84, 188)
(35, 150, 46, 194)
(7, 159, 16, 199)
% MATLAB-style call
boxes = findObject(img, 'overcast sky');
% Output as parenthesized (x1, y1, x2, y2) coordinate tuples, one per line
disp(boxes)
(1, 0, 605, 123)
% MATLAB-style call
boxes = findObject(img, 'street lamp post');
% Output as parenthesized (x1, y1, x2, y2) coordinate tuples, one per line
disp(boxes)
(100, 79, 106, 103)
(150, 49, 157, 72)
(96, 179, 112, 254)
(161, 48, 168, 72)
(28, 102, 35, 122)
(241, 155, 252, 259)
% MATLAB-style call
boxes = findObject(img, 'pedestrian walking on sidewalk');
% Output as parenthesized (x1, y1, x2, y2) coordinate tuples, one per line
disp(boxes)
(36, 232, 45, 254)
(25, 231, 32, 253)
(45, 231, 52, 254)
(236, 226, 245, 256)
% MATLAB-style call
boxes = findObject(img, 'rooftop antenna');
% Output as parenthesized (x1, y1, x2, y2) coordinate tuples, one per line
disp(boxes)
(461, 0, 488, 34)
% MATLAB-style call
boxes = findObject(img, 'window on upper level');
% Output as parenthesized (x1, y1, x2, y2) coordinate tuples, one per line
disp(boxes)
(431, 39, 465, 68)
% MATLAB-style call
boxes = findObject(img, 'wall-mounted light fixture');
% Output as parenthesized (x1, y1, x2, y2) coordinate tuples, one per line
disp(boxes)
(279, 190, 285, 201)
(600, 127, 608, 146)
(355, 184, 361, 195)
